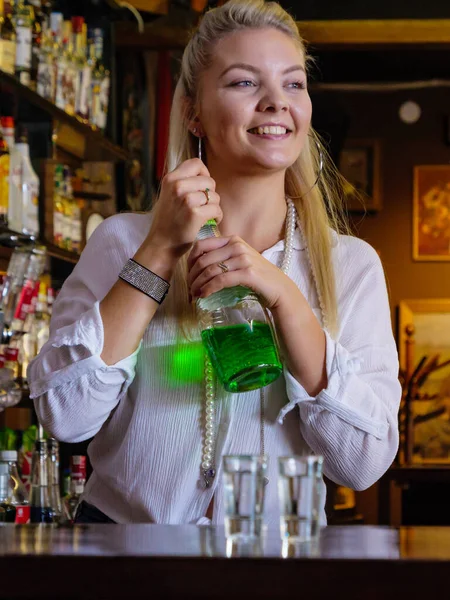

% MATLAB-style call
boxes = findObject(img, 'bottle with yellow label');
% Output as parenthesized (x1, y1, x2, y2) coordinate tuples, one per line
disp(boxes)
(0, 130, 9, 226)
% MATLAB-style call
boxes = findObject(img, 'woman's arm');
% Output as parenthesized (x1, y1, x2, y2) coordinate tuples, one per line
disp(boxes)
(275, 243, 401, 491)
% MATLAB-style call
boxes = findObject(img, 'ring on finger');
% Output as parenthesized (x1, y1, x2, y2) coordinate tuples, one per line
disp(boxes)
(202, 188, 211, 205)
(217, 261, 229, 273)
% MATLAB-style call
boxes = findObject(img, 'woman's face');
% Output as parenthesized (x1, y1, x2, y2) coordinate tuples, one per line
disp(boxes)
(197, 27, 312, 174)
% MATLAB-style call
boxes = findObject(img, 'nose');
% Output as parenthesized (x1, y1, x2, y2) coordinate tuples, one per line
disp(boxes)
(257, 86, 289, 113)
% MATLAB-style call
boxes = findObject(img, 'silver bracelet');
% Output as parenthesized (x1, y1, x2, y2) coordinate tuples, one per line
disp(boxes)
(119, 258, 170, 304)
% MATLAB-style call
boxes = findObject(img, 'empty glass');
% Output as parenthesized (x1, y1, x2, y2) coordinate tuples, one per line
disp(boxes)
(223, 455, 268, 540)
(278, 455, 324, 542)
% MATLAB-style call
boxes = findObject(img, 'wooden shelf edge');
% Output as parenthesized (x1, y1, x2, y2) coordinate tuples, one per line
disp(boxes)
(43, 244, 80, 264)
(297, 19, 450, 47)
(0, 70, 129, 162)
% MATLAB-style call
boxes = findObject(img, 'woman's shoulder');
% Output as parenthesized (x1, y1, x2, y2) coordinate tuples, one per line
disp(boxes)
(332, 232, 382, 272)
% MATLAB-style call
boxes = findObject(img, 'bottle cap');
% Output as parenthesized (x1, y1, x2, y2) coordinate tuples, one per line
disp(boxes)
(47, 438, 59, 451)
(0, 116, 14, 129)
(71, 16, 84, 33)
(4, 347, 18, 362)
(34, 439, 47, 453)
(0, 450, 18, 461)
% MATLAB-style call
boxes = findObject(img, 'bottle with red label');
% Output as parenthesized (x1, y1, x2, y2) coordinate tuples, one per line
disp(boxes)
(0, 450, 30, 524)
(63, 455, 86, 523)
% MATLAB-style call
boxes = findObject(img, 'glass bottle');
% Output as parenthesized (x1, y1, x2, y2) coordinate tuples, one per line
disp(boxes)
(196, 220, 282, 393)
(14, 1, 33, 86)
(0, 246, 30, 330)
(46, 438, 62, 522)
(0, 129, 9, 227)
(0, 450, 30, 523)
(29, 438, 53, 523)
(36, 17, 54, 100)
(28, 1, 41, 90)
(0, 0, 16, 75)
(63, 455, 86, 523)
(90, 28, 109, 130)
(7, 125, 39, 237)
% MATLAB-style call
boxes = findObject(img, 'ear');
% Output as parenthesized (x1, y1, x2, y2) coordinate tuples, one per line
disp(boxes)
(181, 95, 203, 137)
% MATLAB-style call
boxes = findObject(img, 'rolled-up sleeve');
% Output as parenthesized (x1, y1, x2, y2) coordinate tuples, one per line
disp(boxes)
(28, 215, 143, 443)
(278, 245, 401, 491)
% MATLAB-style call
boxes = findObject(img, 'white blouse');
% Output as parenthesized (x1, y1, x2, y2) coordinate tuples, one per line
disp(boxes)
(28, 213, 401, 525)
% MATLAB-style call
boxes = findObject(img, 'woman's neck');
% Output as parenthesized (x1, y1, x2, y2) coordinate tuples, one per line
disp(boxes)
(211, 169, 288, 253)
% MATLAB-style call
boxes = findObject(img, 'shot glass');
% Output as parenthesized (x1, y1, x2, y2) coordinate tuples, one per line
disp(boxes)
(278, 455, 324, 542)
(223, 455, 268, 541)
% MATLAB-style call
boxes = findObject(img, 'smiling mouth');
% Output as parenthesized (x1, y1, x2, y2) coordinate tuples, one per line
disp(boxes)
(248, 126, 291, 135)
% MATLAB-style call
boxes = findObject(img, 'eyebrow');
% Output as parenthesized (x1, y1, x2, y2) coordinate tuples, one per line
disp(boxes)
(219, 63, 306, 78)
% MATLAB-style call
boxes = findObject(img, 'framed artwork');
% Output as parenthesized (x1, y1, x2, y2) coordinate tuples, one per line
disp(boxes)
(413, 165, 450, 261)
(398, 299, 450, 464)
(338, 138, 381, 212)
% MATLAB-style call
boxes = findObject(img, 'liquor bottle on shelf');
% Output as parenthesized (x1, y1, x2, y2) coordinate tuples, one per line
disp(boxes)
(0, 0, 16, 75)
(0, 450, 30, 524)
(29, 438, 53, 523)
(7, 125, 40, 237)
(90, 28, 109, 131)
(0, 246, 30, 330)
(14, 1, 33, 86)
(0, 129, 9, 226)
(47, 438, 62, 522)
(36, 22, 54, 100)
(63, 455, 86, 523)
(29, 1, 42, 90)
(12, 247, 46, 331)
(77, 22, 91, 121)
(32, 280, 50, 352)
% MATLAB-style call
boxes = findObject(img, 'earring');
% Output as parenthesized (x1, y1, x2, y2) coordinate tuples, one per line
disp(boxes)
(198, 136, 202, 161)
(193, 128, 197, 133)
(309, 134, 324, 188)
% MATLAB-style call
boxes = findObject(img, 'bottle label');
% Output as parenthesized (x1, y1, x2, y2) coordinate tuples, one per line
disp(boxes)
(19, 451, 32, 493)
(97, 76, 110, 130)
(15, 505, 30, 524)
(14, 279, 35, 321)
(37, 61, 56, 101)
(0, 39, 16, 74)
(0, 154, 9, 215)
(23, 180, 39, 235)
(15, 26, 32, 69)
(78, 66, 92, 118)
(63, 63, 79, 115)
(53, 209, 63, 246)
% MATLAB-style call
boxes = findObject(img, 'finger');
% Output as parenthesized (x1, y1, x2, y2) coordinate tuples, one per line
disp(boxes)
(164, 158, 210, 183)
(187, 241, 243, 287)
(187, 236, 231, 271)
(190, 255, 253, 296)
(173, 175, 217, 197)
(184, 190, 220, 210)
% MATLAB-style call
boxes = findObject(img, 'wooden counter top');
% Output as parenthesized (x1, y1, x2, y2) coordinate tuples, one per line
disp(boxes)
(0, 524, 448, 599)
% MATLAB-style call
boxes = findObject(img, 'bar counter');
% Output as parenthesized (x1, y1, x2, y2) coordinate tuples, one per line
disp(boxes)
(0, 524, 448, 599)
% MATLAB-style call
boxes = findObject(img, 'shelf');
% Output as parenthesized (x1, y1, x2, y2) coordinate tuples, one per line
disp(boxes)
(45, 243, 79, 264)
(73, 191, 112, 201)
(0, 70, 129, 163)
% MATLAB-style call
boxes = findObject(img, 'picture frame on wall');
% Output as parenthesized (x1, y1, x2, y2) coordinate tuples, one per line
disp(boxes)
(338, 138, 381, 212)
(398, 299, 450, 465)
(413, 165, 450, 261)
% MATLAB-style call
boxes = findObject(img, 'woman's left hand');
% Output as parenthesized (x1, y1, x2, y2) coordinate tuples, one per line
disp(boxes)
(187, 235, 298, 310)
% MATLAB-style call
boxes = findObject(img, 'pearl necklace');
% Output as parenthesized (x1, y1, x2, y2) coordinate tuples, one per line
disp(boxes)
(200, 197, 298, 489)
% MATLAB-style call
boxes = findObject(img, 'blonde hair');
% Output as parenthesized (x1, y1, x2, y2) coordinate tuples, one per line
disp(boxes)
(158, 0, 350, 338)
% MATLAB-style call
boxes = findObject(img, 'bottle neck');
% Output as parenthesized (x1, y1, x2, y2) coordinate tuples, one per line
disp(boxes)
(31, 450, 48, 486)
(14, 142, 30, 160)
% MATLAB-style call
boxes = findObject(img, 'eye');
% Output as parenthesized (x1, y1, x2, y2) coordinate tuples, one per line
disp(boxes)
(288, 81, 307, 90)
(231, 80, 256, 87)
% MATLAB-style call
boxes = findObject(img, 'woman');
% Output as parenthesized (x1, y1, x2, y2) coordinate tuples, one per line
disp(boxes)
(28, 0, 401, 524)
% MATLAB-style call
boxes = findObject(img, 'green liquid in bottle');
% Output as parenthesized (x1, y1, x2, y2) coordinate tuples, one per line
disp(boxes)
(201, 322, 282, 393)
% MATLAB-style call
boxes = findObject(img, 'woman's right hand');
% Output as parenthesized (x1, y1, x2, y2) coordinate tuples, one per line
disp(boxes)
(144, 158, 223, 261)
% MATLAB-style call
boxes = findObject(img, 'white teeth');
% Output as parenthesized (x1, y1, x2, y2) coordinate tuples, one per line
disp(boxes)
(253, 126, 287, 135)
